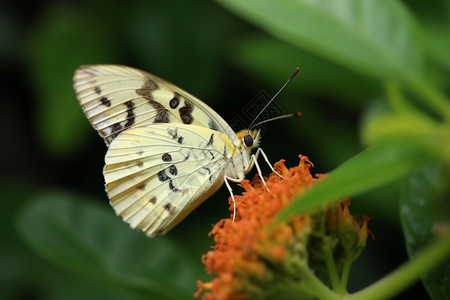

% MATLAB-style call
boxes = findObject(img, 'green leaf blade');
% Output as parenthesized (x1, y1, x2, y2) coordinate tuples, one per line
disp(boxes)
(400, 165, 450, 299)
(17, 192, 204, 300)
(276, 140, 438, 223)
(216, 0, 423, 80)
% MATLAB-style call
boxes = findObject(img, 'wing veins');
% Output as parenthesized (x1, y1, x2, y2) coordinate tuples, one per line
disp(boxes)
(128, 156, 226, 230)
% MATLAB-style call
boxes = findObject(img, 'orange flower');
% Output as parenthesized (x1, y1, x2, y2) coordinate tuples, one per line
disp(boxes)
(195, 155, 372, 300)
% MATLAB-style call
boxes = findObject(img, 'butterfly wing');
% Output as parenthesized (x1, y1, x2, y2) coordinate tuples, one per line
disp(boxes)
(74, 64, 237, 144)
(103, 123, 236, 236)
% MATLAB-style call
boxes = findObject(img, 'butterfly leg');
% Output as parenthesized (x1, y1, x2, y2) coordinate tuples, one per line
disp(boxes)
(245, 148, 283, 191)
(249, 153, 269, 190)
(224, 176, 238, 222)
(254, 148, 284, 179)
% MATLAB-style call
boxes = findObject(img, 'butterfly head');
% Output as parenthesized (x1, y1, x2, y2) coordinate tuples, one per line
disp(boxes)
(236, 129, 261, 150)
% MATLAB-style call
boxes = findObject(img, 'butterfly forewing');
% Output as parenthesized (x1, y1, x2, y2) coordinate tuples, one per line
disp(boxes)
(74, 65, 237, 145)
(103, 123, 235, 236)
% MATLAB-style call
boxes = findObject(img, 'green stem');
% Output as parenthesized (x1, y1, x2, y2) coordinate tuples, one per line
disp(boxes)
(344, 230, 450, 300)
(385, 81, 422, 116)
(324, 251, 346, 295)
(385, 81, 408, 113)
(407, 75, 450, 120)
(339, 258, 352, 291)
(300, 267, 341, 300)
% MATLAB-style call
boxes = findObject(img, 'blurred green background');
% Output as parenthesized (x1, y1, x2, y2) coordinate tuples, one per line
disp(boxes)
(2, 0, 449, 299)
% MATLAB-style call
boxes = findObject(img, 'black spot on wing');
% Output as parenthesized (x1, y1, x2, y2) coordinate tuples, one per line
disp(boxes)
(124, 100, 135, 128)
(208, 120, 218, 131)
(136, 78, 169, 123)
(110, 123, 123, 140)
(164, 203, 175, 214)
(169, 180, 180, 192)
(169, 93, 180, 109)
(94, 86, 101, 95)
(158, 170, 169, 181)
(149, 196, 156, 204)
(148, 99, 170, 123)
(202, 167, 213, 182)
(169, 164, 177, 176)
(100, 96, 111, 107)
(162, 153, 172, 162)
(168, 128, 178, 139)
(206, 133, 214, 146)
(179, 100, 194, 124)
(135, 77, 159, 97)
(167, 127, 183, 144)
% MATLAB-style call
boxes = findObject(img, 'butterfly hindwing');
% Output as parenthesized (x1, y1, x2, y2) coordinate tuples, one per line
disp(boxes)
(74, 65, 237, 144)
(103, 123, 235, 236)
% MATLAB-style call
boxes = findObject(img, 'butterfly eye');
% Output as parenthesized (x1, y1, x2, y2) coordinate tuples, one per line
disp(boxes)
(243, 133, 254, 147)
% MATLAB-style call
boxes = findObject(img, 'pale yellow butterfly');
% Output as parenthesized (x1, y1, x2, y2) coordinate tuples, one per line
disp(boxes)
(73, 65, 294, 237)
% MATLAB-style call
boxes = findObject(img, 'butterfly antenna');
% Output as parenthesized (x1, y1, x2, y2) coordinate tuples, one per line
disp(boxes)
(250, 111, 301, 128)
(248, 67, 300, 131)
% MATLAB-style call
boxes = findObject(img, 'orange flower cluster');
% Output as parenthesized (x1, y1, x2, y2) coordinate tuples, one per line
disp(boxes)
(195, 155, 372, 300)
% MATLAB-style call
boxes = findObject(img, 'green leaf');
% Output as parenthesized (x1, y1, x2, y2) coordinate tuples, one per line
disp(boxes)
(276, 139, 438, 222)
(0, 183, 40, 299)
(216, 0, 424, 80)
(17, 192, 204, 300)
(39, 267, 146, 300)
(400, 165, 450, 299)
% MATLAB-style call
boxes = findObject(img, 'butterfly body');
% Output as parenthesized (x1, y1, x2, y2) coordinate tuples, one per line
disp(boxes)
(74, 65, 265, 236)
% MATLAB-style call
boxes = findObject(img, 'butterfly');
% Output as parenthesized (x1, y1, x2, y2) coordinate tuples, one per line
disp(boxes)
(73, 65, 288, 237)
